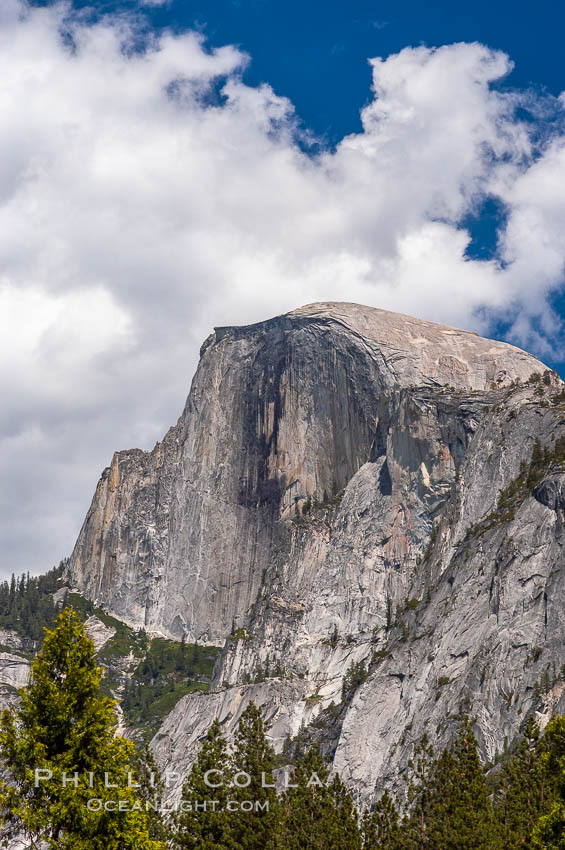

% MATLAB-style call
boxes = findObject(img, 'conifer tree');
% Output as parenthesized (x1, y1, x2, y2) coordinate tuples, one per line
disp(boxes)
(426, 718, 496, 850)
(276, 745, 361, 850)
(328, 772, 362, 850)
(0, 607, 165, 850)
(362, 789, 403, 850)
(496, 714, 548, 849)
(134, 745, 169, 846)
(424, 747, 459, 850)
(532, 715, 565, 849)
(176, 636, 187, 673)
(402, 732, 436, 850)
(229, 701, 279, 850)
(8, 573, 15, 610)
(173, 718, 233, 850)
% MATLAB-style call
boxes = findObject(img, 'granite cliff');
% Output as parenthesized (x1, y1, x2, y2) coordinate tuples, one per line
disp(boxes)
(66, 302, 565, 803)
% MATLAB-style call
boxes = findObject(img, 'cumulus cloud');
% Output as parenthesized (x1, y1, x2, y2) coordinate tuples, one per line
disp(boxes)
(1, 1, 565, 577)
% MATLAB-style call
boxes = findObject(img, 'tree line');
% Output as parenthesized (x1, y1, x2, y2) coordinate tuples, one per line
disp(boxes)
(1, 609, 564, 848)
(0, 562, 65, 642)
(175, 706, 565, 850)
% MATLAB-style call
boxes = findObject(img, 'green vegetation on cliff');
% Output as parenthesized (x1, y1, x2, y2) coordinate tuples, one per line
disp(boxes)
(0, 568, 221, 744)
(122, 636, 220, 740)
(0, 562, 65, 641)
(1, 614, 564, 850)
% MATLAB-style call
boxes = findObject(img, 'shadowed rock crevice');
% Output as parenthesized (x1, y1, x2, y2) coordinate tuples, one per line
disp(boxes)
(65, 302, 565, 805)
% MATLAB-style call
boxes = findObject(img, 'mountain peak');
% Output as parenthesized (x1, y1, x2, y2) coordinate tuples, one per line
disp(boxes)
(273, 301, 546, 390)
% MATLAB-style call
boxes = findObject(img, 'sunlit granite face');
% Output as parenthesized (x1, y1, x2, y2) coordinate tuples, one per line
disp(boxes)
(67, 302, 565, 805)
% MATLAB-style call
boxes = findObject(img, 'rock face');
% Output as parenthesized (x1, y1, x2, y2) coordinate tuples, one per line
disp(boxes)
(84, 615, 116, 653)
(0, 652, 30, 691)
(0, 615, 116, 713)
(68, 303, 544, 640)
(0, 651, 30, 712)
(0, 629, 35, 713)
(67, 301, 565, 803)
(0, 629, 27, 652)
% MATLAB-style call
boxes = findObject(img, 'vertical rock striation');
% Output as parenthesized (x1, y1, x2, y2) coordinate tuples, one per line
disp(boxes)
(68, 302, 565, 802)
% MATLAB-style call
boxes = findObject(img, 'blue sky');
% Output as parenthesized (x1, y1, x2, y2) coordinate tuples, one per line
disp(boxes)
(53, 0, 565, 143)
(39, 0, 565, 368)
(2, 0, 565, 577)
(159, 0, 564, 140)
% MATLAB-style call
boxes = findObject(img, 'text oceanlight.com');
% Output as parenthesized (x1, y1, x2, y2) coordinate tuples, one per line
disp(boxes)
(33, 768, 328, 813)
(86, 799, 271, 813)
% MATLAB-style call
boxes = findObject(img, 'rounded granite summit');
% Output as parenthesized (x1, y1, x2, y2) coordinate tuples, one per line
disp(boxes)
(219, 301, 548, 392)
(67, 297, 565, 815)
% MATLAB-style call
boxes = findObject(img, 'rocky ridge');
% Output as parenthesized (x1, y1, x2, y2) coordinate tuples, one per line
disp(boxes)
(67, 302, 565, 804)
(0, 611, 119, 713)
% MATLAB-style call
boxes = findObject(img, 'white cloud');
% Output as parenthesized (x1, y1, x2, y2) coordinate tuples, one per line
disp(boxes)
(1, 2, 565, 577)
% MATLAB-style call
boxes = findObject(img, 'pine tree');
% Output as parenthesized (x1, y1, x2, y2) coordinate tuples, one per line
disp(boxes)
(495, 714, 548, 848)
(229, 701, 279, 850)
(328, 773, 362, 850)
(362, 789, 403, 850)
(532, 715, 565, 849)
(425, 747, 459, 850)
(426, 718, 497, 850)
(0, 607, 165, 850)
(173, 718, 233, 850)
(133, 745, 169, 846)
(276, 745, 361, 850)
(177, 636, 187, 673)
(402, 732, 436, 849)
(8, 573, 15, 612)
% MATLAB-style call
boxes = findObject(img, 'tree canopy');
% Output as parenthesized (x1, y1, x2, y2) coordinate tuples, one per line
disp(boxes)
(0, 607, 165, 850)
(1, 607, 563, 849)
